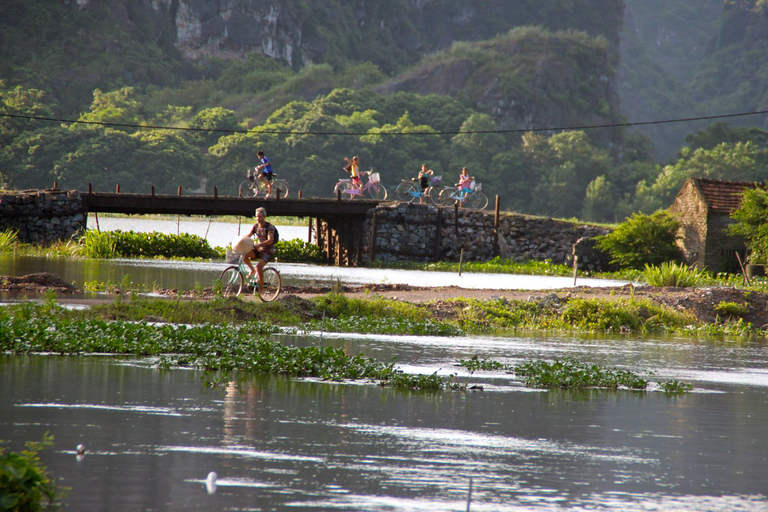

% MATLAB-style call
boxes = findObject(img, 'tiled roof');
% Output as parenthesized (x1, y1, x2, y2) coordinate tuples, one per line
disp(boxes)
(693, 177, 764, 214)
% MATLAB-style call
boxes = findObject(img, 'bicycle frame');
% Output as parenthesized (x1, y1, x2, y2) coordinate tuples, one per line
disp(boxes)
(340, 172, 374, 195)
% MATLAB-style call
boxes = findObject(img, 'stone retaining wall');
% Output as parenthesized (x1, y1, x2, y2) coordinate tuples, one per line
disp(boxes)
(365, 203, 616, 271)
(0, 189, 86, 243)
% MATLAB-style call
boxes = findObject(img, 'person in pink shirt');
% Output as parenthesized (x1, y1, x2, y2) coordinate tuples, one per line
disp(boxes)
(456, 167, 474, 198)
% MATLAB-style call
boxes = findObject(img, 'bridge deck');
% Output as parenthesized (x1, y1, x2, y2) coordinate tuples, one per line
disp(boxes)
(82, 192, 382, 217)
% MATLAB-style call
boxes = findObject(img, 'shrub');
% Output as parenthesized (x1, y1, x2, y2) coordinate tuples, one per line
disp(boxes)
(274, 239, 326, 263)
(596, 209, 683, 269)
(727, 186, 768, 264)
(81, 230, 218, 259)
(641, 261, 707, 287)
(0, 433, 65, 510)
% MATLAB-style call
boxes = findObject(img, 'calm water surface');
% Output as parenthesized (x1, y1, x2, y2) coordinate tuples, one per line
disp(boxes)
(2, 331, 768, 511)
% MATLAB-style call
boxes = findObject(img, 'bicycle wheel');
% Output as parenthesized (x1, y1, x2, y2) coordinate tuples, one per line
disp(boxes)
(218, 266, 243, 297)
(395, 181, 417, 203)
(469, 191, 489, 210)
(438, 187, 458, 205)
(334, 181, 354, 196)
(425, 186, 440, 205)
(368, 182, 387, 200)
(239, 180, 258, 198)
(272, 180, 289, 199)
(257, 267, 282, 302)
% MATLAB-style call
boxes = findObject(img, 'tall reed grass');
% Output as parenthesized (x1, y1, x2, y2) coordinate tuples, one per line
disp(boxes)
(641, 261, 707, 287)
(81, 230, 117, 258)
(0, 229, 19, 252)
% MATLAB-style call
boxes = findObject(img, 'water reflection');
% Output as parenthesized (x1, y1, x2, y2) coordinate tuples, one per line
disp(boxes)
(0, 254, 628, 293)
(2, 328, 768, 511)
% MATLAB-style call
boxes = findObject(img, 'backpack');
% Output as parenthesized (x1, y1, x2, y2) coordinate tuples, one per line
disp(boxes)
(268, 222, 279, 244)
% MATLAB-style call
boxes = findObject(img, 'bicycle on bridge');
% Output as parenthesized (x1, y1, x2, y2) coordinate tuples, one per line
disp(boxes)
(395, 175, 448, 205)
(333, 169, 388, 200)
(217, 253, 282, 301)
(438, 180, 489, 210)
(239, 168, 290, 199)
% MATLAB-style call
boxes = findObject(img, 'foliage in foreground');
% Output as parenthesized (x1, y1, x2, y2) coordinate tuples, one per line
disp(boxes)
(0, 229, 19, 253)
(0, 433, 65, 510)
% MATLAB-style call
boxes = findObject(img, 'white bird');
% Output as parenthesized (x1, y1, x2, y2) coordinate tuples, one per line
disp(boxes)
(76, 444, 85, 455)
(206, 471, 217, 494)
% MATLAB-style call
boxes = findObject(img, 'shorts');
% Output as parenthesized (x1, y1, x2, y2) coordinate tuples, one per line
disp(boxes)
(259, 171, 274, 181)
(247, 248, 272, 263)
(352, 176, 361, 184)
(420, 176, 430, 190)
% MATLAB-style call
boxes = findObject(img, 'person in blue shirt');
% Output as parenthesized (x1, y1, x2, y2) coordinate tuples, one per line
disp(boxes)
(255, 150, 274, 197)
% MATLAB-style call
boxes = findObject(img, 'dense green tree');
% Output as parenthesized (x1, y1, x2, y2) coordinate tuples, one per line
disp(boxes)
(628, 141, 768, 215)
(596, 209, 683, 269)
(0, 126, 87, 190)
(727, 186, 768, 264)
(0, 82, 54, 146)
(53, 128, 200, 193)
(187, 107, 240, 148)
(450, 113, 507, 172)
(582, 175, 616, 222)
(685, 121, 768, 152)
(78, 88, 142, 130)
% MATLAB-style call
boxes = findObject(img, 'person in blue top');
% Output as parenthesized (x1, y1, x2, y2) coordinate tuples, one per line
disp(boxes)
(255, 150, 274, 197)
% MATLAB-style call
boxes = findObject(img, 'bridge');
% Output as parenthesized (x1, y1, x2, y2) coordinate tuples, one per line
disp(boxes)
(81, 187, 385, 266)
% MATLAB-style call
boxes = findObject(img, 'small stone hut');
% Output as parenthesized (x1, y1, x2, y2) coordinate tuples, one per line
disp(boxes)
(670, 177, 760, 272)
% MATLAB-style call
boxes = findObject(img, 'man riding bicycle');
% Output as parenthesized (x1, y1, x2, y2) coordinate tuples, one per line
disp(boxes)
(243, 207, 276, 286)
(255, 150, 274, 197)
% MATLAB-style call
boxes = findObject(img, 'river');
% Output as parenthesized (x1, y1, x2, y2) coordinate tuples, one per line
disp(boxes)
(4, 218, 765, 510)
(2, 330, 767, 511)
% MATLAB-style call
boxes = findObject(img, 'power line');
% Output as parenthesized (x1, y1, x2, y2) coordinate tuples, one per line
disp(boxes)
(1, 109, 767, 136)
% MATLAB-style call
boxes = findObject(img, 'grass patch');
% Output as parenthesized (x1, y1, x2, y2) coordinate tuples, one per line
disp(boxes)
(442, 296, 698, 335)
(0, 229, 20, 252)
(641, 261, 707, 287)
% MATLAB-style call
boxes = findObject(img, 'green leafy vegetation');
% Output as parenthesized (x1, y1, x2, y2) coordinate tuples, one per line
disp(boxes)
(0, 301, 458, 391)
(728, 185, 768, 265)
(596, 210, 683, 269)
(0, 229, 19, 253)
(456, 356, 693, 393)
(274, 239, 326, 264)
(713, 301, 749, 317)
(514, 359, 650, 390)
(641, 261, 707, 287)
(0, 433, 66, 510)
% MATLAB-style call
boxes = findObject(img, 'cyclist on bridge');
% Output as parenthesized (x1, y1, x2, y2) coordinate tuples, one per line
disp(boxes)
(255, 150, 274, 197)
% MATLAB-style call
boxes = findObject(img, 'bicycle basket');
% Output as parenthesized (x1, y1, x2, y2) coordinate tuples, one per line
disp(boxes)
(475, 183, 482, 191)
(369, 172, 381, 183)
(225, 248, 243, 264)
(431, 176, 442, 185)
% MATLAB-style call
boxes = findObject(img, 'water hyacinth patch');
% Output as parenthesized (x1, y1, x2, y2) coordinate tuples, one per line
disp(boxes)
(514, 359, 650, 390)
(306, 316, 463, 336)
(0, 310, 455, 391)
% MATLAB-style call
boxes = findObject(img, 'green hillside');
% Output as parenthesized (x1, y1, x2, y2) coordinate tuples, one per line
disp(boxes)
(3, 0, 768, 223)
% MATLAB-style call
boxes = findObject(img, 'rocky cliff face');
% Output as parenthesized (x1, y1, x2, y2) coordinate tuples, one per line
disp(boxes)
(124, 0, 624, 69)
